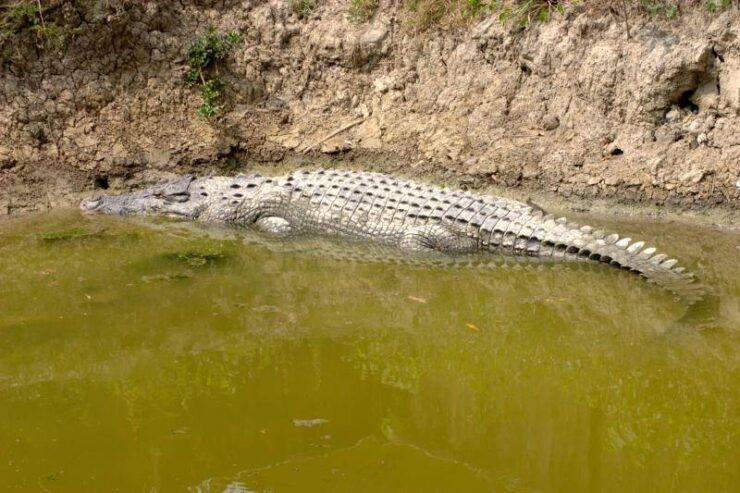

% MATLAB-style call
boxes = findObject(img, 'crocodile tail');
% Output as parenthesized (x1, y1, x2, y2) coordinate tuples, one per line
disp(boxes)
(536, 216, 705, 303)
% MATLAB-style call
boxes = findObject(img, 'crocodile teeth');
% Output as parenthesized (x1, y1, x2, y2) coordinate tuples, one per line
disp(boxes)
(592, 230, 605, 239)
(616, 238, 631, 248)
(627, 241, 644, 253)
(605, 233, 619, 244)
(580, 225, 593, 234)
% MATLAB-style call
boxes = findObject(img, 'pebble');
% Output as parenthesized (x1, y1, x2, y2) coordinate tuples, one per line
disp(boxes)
(665, 106, 682, 122)
(542, 115, 560, 131)
(373, 77, 391, 93)
(680, 169, 705, 184)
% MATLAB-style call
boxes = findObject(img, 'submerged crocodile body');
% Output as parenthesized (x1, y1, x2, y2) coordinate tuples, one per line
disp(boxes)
(80, 169, 702, 301)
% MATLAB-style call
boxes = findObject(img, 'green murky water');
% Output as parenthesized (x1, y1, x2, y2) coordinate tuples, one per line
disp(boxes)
(0, 210, 738, 492)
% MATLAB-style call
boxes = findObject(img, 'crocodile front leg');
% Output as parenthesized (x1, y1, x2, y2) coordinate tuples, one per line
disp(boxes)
(254, 216, 293, 236)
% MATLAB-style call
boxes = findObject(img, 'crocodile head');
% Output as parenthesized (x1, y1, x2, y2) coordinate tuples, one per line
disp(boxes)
(80, 175, 204, 218)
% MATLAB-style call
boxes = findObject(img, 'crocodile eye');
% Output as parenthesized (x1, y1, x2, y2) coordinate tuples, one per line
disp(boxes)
(164, 193, 190, 203)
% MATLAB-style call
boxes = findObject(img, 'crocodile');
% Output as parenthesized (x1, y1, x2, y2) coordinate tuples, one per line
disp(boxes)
(80, 169, 703, 301)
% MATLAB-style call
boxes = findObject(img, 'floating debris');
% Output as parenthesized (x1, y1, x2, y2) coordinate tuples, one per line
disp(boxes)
(465, 322, 481, 332)
(141, 271, 194, 282)
(292, 418, 329, 428)
(160, 249, 228, 268)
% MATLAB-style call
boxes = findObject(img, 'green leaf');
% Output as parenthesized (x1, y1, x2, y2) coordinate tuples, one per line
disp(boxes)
(185, 68, 200, 84)
(197, 101, 219, 118)
(537, 7, 550, 23)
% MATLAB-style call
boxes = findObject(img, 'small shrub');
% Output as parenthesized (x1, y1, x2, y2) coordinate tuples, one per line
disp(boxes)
(641, 1, 661, 17)
(186, 28, 242, 80)
(185, 27, 242, 118)
(349, 0, 379, 22)
(665, 3, 679, 18)
(1, 0, 67, 49)
(706, 0, 732, 13)
(641, 1, 683, 19)
(463, 0, 490, 18)
(196, 79, 224, 118)
(4, 2, 39, 26)
(291, 0, 316, 18)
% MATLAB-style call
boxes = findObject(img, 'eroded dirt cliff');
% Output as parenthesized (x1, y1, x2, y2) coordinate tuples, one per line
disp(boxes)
(1, 0, 739, 217)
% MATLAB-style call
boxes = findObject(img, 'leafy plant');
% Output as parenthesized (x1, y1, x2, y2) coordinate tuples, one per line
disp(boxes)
(185, 27, 242, 118)
(0, 0, 67, 49)
(706, 0, 732, 13)
(641, 1, 661, 17)
(463, 0, 499, 19)
(4, 1, 39, 25)
(348, 0, 379, 22)
(641, 1, 684, 18)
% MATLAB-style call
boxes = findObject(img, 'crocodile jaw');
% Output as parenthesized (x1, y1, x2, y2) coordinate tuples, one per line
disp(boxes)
(80, 175, 204, 218)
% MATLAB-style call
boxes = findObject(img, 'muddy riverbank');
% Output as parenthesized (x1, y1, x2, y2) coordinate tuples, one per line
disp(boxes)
(1, 1, 738, 224)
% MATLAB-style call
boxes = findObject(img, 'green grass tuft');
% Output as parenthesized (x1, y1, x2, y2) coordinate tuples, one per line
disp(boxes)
(349, 0, 379, 22)
(402, 0, 737, 30)
(291, 0, 316, 18)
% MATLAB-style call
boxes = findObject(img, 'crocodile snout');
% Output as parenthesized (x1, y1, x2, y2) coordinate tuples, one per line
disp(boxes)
(80, 196, 102, 211)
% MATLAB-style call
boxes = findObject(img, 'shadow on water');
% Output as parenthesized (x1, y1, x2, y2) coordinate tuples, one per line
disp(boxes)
(0, 210, 738, 492)
(669, 293, 723, 333)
